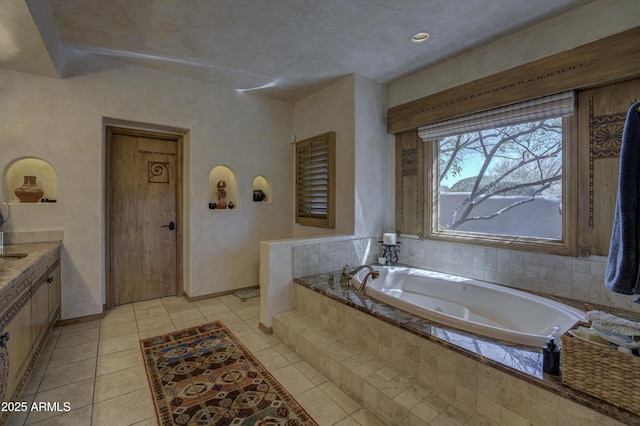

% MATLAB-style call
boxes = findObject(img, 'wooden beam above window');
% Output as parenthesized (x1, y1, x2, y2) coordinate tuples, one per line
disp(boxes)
(387, 26, 640, 134)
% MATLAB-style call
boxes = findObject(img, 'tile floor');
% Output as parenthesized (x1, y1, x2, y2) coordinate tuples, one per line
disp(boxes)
(8, 294, 383, 426)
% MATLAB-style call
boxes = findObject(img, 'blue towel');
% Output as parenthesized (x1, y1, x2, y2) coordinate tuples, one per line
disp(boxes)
(605, 101, 640, 300)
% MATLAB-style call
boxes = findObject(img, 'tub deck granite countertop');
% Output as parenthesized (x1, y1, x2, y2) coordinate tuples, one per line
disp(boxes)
(294, 268, 640, 425)
(0, 242, 62, 300)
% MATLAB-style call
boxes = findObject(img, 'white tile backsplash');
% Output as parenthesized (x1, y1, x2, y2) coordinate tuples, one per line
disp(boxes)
(397, 236, 640, 315)
(290, 235, 640, 315)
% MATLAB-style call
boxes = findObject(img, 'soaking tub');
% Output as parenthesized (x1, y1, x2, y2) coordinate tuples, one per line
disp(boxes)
(358, 266, 585, 347)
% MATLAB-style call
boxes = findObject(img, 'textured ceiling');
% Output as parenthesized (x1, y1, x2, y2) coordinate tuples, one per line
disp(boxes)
(1, 0, 593, 101)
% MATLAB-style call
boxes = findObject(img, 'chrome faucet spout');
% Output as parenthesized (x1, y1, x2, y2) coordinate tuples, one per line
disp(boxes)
(346, 264, 379, 295)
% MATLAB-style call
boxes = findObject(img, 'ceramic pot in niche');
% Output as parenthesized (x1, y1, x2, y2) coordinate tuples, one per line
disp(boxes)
(14, 176, 44, 203)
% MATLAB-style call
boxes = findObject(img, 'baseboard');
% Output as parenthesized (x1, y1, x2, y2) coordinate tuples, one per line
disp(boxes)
(55, 311, 105, 326)
(259, 322, 273, 335)
(183, 285, 259, 302)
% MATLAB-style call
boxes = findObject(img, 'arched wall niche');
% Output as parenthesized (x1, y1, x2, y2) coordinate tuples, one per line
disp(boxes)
(252, 175, 271, 203)
(209, 165, 237, 209)
(4, 157, 58, 202)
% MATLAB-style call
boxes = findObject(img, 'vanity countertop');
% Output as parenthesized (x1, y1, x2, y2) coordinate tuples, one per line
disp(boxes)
(0, 242, 62, 300)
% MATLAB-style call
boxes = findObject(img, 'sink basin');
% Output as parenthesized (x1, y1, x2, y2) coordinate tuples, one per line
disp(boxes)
(0, 253, 28, 259)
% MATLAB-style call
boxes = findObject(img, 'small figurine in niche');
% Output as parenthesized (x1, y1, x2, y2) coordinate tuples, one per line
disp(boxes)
(216, 180, 227, 209)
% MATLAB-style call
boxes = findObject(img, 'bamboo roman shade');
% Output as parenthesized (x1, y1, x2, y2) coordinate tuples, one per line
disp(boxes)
(295, 132, 335, 228)
(418, 91, 575, 141)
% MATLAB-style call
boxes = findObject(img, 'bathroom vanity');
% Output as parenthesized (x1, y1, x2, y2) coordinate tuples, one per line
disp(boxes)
(0, 242, 61, 409)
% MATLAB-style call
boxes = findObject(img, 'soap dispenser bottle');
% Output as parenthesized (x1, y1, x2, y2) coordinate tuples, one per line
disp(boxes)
(543, 336, 561, 376)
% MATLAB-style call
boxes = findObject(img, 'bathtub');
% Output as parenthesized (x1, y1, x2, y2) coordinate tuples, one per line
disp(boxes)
(358, 266, 585, 347)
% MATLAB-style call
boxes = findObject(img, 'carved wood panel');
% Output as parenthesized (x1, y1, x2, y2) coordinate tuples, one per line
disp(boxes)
(577, 78, 640, 257)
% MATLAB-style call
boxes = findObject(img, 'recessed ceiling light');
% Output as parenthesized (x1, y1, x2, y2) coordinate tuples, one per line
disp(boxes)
(411, 32, 430, 44)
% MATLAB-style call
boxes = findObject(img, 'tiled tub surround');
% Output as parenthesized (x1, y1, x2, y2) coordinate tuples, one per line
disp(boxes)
(288, 235, 639, 314)
(399, 236, 640, 315)
(275, 273, 637, 425)
(260, 235, 378, 330)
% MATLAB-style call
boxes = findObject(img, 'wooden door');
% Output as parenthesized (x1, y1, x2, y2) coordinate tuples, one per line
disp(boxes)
(577, 78, 640, 257)
(107, 127, 181, 305)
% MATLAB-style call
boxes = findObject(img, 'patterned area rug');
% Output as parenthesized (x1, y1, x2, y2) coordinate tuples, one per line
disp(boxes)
(140, 321, 317, 426)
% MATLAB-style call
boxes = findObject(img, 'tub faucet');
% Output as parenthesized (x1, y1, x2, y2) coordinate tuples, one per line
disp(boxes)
(340, 264, 351, 287)
(346, 264, 379, 295)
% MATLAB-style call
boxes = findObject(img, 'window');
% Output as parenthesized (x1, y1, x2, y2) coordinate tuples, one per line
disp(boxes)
(295, 131, 335, 228)
(420, 92, 575, 252)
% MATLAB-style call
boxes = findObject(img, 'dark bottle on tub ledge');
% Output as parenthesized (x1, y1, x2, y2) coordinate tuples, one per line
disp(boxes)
(543, 337, 561, 376)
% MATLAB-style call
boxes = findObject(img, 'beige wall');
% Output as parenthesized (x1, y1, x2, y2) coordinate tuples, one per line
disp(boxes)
(354, 75, 394, 238)
(0, 64, 293, 319)
(292, 75, 357, 237)
(292, 74, 391, 239)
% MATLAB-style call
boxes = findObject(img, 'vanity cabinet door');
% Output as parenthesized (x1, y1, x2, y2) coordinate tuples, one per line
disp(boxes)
(47, 262, 61, 322)
(31, 279, 49, 346)
(2, 297, 32, 401)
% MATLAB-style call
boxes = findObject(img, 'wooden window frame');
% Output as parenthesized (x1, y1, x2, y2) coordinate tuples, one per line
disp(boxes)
(424, 115, 577, 256)
(295, 131, 336, 228)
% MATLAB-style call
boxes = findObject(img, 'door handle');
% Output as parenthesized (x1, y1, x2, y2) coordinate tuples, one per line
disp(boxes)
(162, 221, 175, 231)
(0, 332, 10, 348)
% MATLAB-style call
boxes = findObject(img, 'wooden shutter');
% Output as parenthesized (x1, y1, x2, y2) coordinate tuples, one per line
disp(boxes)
(296, 132, 335, 228)
(395, 130, 424, 236)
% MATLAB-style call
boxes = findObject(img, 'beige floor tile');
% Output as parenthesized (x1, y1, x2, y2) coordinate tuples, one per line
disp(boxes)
(253, 347, 291, 371)
(13, 294, 377, 426)
(131, 417, 159, 426)
(136, 315, 172, 331)
(53, 328, 99, 350)
(96, 347, 142, 376)
(6, 393, 35, 426)
(350, 408, 387, 426)
(58, 320, 101, 337)
(273, 342, 303, 364)
(94, 364, 148, 403)
(234, 305, 260, 320)
(47, 341, 98, 368)
(319, 380, 362, 415)
(237, 332, 272, 353)
(100, 310, 136, 327)
(98, 333, 140, 356)
(270, 364, 315, 396)
(38, 358, 97, 392)
(161, 297, 193, 313)
(196, 302, 231, 317)
(173, 318, 208, 331)
(133, 299, 164, 311)
(294, 360, 328, 386)
(334, 416, 363, 426)
(203, 310, 242, 325)
(91, 388, 155, 426)
(26, 378, 94, 424)
(295, 386, 349, 425)
(169, 308, 205, 324)
(26, 405, 93, 426)
(138, 323, 176, 339)
(192, 297, 224, 308)
(100, 321, 138, 340)
(225, 320, 255, 337)
(134, 305, 169, 320)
